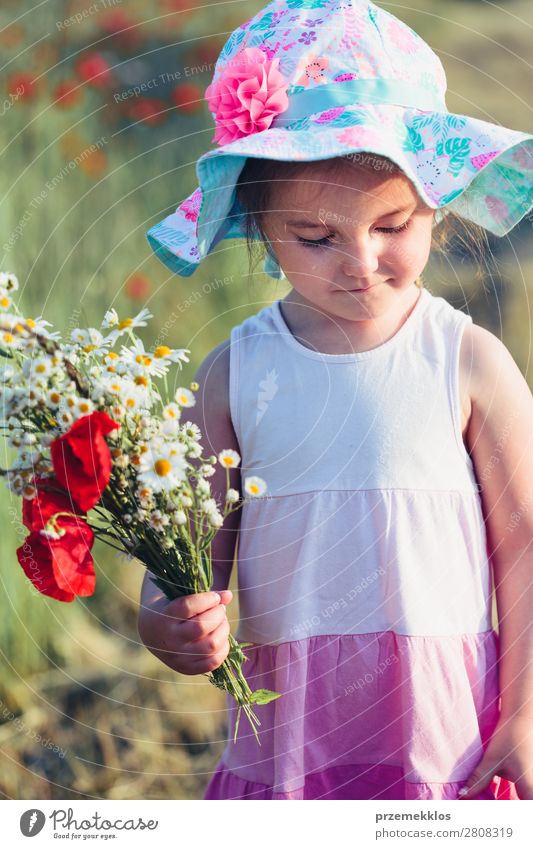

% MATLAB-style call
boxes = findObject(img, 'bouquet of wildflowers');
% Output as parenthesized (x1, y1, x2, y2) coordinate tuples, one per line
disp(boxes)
(0, 270, 280, 743)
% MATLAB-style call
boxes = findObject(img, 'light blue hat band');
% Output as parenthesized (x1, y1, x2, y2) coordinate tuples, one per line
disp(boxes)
(272, 79, 446, 127)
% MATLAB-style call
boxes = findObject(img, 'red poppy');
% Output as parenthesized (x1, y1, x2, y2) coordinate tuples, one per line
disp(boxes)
(170, 83, 202, 114)
(23, 476, 83, 532)
(129, 97, 167, 125)
(53, 79, 82, 108)
(7, 72, 37, 101)
(125, 273, 151, 300)
(98, 10, 141, 49)
(76, 52, 113, 88)
(50, 411, 120, 512)
(17, 521, 95, 602)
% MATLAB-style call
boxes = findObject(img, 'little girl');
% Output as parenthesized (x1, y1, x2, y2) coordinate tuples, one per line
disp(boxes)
(139, 0, 533, 800)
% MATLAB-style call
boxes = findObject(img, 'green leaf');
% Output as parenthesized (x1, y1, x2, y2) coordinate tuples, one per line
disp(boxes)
(403, 126, 424, 154)
(249, 688, 282, 705)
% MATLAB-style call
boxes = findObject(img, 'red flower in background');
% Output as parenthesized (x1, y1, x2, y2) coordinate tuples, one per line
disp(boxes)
(171, 83, 202, 114)
(7, 72, 38, 101)
(17, 521, 95, 602)
(53, 79, 83, 108)
(125, 273, 151, 300)
(128, 97, 167, 125)
(51, 411, 120, 512)
(76, 52, 113, 88)
(98, 10, 142, 50)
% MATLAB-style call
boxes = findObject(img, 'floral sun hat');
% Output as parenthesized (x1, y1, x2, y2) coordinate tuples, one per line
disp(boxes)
(146, 0, 533, 280)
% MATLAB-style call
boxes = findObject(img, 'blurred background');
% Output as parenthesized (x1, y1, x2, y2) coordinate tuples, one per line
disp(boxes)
(0, 0, 532, 799)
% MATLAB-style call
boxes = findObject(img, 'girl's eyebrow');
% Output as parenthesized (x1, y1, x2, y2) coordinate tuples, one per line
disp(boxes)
(285, 203, 416, 229)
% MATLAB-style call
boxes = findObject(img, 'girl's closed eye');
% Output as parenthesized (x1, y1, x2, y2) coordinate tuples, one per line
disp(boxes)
(296, 219, 411, 248)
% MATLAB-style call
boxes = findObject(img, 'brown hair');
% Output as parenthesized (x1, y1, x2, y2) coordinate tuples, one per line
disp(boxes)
(234, 154, 491, 288)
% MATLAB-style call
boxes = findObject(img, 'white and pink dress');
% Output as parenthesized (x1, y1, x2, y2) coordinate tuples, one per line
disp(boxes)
(204, 286, 519, 800)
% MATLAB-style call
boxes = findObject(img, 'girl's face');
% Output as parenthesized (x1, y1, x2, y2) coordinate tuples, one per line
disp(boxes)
(260, 159, 435, 324)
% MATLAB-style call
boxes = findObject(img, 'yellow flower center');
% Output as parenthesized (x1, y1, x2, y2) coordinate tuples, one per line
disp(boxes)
(126, 397, 136, 408)
(26, 318, 36, 328)
(154, 345, 171, 358)
(79, 401, 90, 413)
(249, 483, 259, 494)
(36, 363, 47, 373)
(0, 297, 10, 308)
(118, 318, 133, 330)
(177, 394, 187, 404)
(3, 332, 14, 343)
(83, 344, 96, 352)
(50, 392, 60, 403)
(106, 351, 118, 359)
(222, 457, 234, 466)
(154, 459, 171, 477)
(135, 375, 148, 386)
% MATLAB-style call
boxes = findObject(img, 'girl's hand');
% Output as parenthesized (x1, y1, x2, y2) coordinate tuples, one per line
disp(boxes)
(138, 589, 233, 675)
(458, 715, 533, 800)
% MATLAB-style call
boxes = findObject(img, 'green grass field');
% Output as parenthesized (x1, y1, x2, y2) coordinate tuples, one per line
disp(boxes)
(0, 0, 531, 799)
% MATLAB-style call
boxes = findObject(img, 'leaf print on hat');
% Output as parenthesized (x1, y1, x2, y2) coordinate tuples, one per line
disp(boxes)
(436, 136, 471, 177)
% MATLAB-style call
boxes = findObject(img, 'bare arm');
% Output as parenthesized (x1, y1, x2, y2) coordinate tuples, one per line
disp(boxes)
(464, 323, 533, 721)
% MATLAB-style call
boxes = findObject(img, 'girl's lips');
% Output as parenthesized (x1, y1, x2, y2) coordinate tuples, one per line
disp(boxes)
(335, 285, 375, 293)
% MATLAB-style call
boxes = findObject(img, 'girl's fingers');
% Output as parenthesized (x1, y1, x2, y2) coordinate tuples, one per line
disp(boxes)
(165, 591, 223, 623)
(178, 601, 228, 643)
(186, 617, 231, 660)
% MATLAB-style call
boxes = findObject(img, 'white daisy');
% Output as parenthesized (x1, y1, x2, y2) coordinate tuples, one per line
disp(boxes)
(101, 308, 119, 329)
(25, 316, 61, 341)
(138, 438, 188, 493)
(70, 327, 110, 354)
(0, 271, 19, 292)
(162, 402, 181, 421)
(0, 290, 12, 311)
(174, 387, 195, 407)
(218, 449, 241, 469)
(47, 387, 63, 408)
(152, 344, 190, 365)
(23, 356, 53, 384)
(119, 339, 168, 378)
(181, 421, 201, 441)
(73, 397, 94, 418)
(244, 476, 267, 497)
(106, 307, 153, 342)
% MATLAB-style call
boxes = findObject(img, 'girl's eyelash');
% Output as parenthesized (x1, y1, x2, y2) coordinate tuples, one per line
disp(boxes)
(296, 220, 411, 248)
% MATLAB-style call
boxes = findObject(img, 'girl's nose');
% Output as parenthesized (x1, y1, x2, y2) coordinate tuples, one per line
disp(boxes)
(340, 237, 380, 278)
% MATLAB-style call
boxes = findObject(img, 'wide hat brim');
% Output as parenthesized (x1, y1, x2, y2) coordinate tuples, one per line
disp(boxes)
(146, 101, 533, 280)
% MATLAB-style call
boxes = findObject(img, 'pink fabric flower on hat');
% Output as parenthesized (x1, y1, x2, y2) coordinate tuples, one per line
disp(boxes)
(204, 47, 290, 145)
